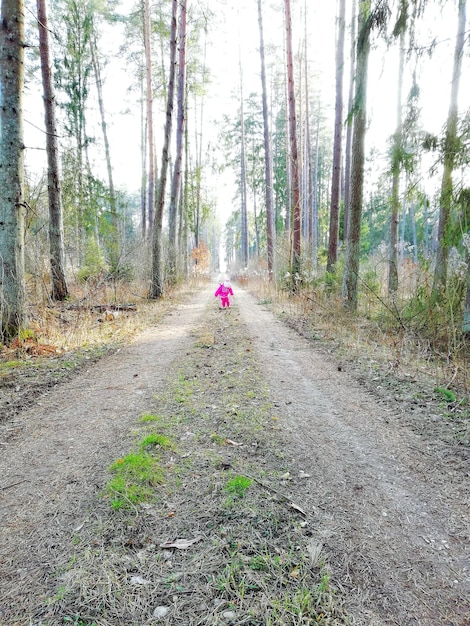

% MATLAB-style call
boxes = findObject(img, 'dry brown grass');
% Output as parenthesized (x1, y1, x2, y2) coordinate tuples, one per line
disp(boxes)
(239, 274, 470, 451)
(242, 273, 470, 394)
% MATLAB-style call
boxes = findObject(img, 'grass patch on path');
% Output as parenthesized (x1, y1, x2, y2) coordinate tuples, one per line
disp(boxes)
(43, 301, 349, 626)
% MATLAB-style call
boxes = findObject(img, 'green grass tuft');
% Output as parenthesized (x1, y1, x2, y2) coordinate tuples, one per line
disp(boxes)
(434, 387, 457, 403)
(139, 413, 162, 423)
(139, 432, 174, 450)
(224, 475, 252, 498)
(106, 452, 163, 510)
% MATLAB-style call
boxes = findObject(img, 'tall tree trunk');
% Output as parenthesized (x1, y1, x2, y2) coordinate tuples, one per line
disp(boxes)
(140, 75, 147, 238)
(312, 114, 320, 269)
(327, 0, 346, 274)
(388, 4, 407, 295)
(409, 203, 418, 264)
(433, 0, 466, 300)
(181, 101, 190, 278)
(143, 0, 154, 232)
(193, 37, 208, 258)
(343, 0, 357, 242)
(58, 0, 92, 267)
(303, 37, 313, 259)
(257, 0, 275, 280)
(168, 0, 186, 283)
(37, 0, 69, 301)
(285, 0, 301, 282)
(400, 188, 407, 253)
(342, 0, 371, 311)
(90, 26, 120, 273)
(149, 0, 178, 298)
(239, 63, 249, 268)
(0, 0, 26, 338)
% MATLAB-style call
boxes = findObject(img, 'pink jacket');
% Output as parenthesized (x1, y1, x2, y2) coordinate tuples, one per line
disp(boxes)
(215, 283, 234, 298)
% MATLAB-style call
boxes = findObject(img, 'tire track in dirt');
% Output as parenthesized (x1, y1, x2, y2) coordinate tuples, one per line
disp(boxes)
(1, 283, 469, 625)
(236, 287, 470, 626)
(0, 287, 212, 621)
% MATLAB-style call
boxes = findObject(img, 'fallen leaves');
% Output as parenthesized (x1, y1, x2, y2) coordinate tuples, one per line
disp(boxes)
(159, 537, 202, 550)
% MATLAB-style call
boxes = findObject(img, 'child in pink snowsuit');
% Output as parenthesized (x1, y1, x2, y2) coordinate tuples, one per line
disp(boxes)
(215, 280, 234, 308)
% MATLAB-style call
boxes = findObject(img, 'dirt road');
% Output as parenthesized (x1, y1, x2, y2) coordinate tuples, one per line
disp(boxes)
(237, 288, 469, 625)
(0, 284, 468, 625)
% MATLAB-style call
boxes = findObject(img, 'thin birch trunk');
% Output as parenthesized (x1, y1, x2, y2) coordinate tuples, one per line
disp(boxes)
(90, 27, 120, 273)
(312, 115, 320, 268)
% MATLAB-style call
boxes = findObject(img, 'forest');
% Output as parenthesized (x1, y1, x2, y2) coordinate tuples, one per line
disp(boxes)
(1, 3, 470, 621)
(0, 0, 469, 361)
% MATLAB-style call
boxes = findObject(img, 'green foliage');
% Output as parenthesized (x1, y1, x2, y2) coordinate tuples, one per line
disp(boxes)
(360, 269, 380, 296)
(139, 413, 162, 423)
(224, 475, 252, 499)
(210, 433, 226, 445)
(19, 328, 36, 341)
(77, 239, 106, 282)
(434, 387, 456, 403)
(324, 269, 342, 295)
(139, 433, 174, 451)
(106, 452, 163, 510)
(107, 262, 134, 282)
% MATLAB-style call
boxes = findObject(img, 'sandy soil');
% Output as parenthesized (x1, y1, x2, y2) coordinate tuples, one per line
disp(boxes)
(237, 288, 470, 625)
(0, 283, 469, 626)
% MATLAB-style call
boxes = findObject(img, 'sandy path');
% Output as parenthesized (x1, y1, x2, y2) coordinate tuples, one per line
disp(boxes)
(0, 288, 211, 620)
(236, 287, 469, 626)
(0, 284, 469, 626)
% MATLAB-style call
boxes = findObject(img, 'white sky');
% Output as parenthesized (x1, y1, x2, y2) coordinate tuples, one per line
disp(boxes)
(23, 0, 470, 214)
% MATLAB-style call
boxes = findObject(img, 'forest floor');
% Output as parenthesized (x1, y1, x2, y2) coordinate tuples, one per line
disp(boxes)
(0, 280, 469, 626)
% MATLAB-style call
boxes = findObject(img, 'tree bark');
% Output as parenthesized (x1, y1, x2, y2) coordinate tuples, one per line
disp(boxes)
(239, 62, 249, 269)
(149, 0, 178, 298)
(37, 0, 69, 301)
(388, 4, 407, 295)
(0, 0, 26, 338)
(342, 0, 371, 311)
(168, 0, 187, 283)
(140, 76, 147, 238)
(327, 0, 346, 274)
(257, 0, 275, 280)
(285, 0, 301, 282)
(343, 0, 357, 243)
(143, 0, 154, 233)
(433, 0, 466, 300)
